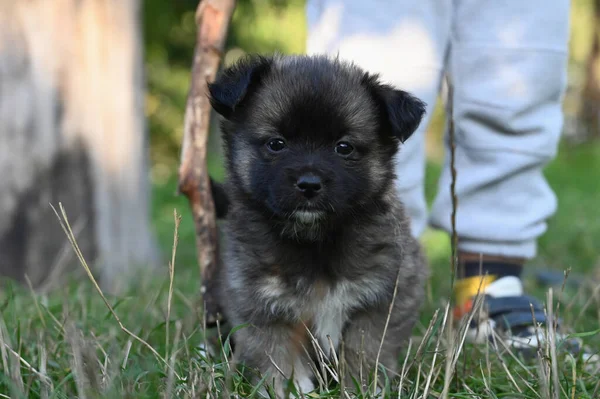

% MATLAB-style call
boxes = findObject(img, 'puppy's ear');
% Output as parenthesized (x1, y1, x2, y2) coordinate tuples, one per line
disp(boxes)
(378, 88, 427, 143)
(364, 75, 427, 143)
(208, 55, 273, 119)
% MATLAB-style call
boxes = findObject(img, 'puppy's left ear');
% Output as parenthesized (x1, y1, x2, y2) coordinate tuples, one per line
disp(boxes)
(379, 88, 427, 143)
(365, 76, 427, 143)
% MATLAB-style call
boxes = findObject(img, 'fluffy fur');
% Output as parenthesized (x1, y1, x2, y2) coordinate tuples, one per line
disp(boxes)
(208, 53, 429, 397)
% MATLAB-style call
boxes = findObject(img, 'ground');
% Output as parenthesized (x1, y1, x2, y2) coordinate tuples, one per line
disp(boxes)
(1, 138, 599, 398)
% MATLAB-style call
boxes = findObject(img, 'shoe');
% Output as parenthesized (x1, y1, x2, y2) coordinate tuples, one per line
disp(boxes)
(453, 275, 598, 367)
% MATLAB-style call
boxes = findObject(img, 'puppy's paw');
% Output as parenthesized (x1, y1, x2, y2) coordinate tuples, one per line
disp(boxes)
(266, 372, 316, 399)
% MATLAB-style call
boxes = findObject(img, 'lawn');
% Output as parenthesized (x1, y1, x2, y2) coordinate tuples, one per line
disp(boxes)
(1, 138, 599, 398)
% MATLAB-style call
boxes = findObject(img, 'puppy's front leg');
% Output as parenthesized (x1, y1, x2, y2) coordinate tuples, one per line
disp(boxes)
(232, 323, 315, 398)
(341, 310, 416, 394)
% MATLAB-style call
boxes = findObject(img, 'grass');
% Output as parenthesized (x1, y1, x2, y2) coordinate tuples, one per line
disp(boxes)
(1, 138, 600, 398)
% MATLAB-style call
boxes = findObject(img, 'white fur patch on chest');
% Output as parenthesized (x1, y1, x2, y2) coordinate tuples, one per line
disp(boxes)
(307, 280, 377, 352)
(311, 288, 349, 351)
(258, 275, 384, 353)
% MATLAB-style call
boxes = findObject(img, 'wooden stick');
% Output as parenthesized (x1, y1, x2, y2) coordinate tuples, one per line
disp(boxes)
(178, 0, 237, 326)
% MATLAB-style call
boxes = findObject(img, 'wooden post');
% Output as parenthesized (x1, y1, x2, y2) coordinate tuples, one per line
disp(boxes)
(178, 0, 237, 326)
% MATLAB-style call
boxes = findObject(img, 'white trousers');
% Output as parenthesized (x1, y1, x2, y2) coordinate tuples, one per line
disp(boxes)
(306, 0, 571, 259)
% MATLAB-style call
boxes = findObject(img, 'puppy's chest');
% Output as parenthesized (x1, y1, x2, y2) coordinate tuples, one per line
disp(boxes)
(260, 276, 381, 349)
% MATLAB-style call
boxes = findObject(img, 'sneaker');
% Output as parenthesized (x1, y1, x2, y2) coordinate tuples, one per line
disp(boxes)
(453, 275, 598, 365)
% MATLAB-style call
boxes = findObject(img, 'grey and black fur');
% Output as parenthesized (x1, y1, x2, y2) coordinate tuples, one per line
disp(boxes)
(208, 53, 429, 396)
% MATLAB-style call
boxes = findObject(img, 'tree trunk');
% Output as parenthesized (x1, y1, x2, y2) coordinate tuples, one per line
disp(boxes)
(0, 0, 159, 292)
(579, 0, 600, 140)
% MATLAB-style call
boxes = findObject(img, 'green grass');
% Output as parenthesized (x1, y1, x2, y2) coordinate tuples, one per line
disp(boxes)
(1, 140, 599, 398)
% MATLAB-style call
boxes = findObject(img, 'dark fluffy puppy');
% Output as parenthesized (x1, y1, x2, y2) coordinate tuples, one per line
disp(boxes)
(208, 54, 428, 396)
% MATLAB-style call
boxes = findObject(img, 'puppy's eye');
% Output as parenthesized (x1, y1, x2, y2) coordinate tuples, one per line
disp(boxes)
(266, 138, 286, 152)
(335, 142, 354, 156)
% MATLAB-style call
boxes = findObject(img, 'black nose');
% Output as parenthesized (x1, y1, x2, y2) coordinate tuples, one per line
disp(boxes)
(296, 174, 322, 198)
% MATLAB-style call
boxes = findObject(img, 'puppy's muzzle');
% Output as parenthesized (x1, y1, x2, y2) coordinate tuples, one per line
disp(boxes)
(295, 173, 322, 199)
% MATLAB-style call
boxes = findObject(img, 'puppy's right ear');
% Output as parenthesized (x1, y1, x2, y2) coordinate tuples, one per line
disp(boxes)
(208, 55, 273, 119)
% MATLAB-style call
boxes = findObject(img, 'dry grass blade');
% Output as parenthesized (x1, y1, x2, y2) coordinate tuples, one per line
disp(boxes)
(572, 281, 600, 326)
(500, 359, 523, 394)
(41, 305, 67, 338)
(373, 262, 404, 396)
(479, 363, 492, 395)
(405, 308, 440, 376)
(567, 354, 577, 399)
(0, 318, 8, 376)
(0, 342, 52, 387)
(488, 330, 525, 395)
(303, 344, 327, 391)
(164, 320, 183, 399)
(463, 383, 482, 399)
(25, 275, 47, 329)
(490, 329, 535, 379)
(266, 353, 287, 378)
(8, 349, 24, 394)
(537, 345, 551, 399)
(424, 303, 450, 398)
(441, 303, 458, 399)
(414, 361, 422, 398)
(67, 324, 89, 399)
(89, 331, 109, 375)
(166, 209, 182, 363)
(39, 334, 49, 399)
(327, 335, 339, 370)
(547, 289, 560, 399)
(303, 324, 338, 384)
(50, 202, 181, 380)
(397, 338, 412, 398)
(592, 375, 600, 399)
(215, 319, 232, 379)
(442, 278, 489, 398)
(122, 339, 133, 369)
(337, 342, 354, 399)
(0, 317, 52, 390)
(37, 216, 87, 294)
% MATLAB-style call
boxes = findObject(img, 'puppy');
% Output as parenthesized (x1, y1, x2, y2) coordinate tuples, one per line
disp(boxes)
(208, 54, 428, 396)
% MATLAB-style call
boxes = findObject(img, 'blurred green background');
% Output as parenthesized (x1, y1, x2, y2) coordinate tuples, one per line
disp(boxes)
(146, 0, 600, 286)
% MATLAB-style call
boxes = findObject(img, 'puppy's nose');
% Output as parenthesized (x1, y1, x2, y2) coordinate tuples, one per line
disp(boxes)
(296, 174, 322, 198)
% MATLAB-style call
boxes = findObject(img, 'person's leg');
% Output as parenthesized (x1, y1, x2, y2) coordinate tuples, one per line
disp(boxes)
(431, 0, 570, 261)
(306, 0, 453, 238)
(431, 0, 580, 351)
